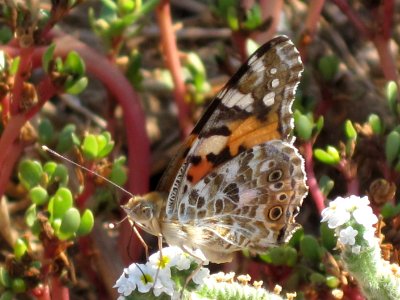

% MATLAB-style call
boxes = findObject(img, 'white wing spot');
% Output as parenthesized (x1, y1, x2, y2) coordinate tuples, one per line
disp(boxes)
(270, 68, 277, 74)
(197, 135, 229, 157)
(260, 159, 276, 172)
(271, 79, 280, 88)
(224, 89, 254, 110)
(251, 59, 265, 73)
(263, 92, 275, 107)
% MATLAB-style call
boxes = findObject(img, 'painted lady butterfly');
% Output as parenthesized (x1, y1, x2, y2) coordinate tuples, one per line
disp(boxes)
(123, 36, 308, 263)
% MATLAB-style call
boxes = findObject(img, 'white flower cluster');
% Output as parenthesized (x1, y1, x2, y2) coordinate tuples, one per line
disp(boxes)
(321, 195, 378, 254)
(114, 246, 210, 299)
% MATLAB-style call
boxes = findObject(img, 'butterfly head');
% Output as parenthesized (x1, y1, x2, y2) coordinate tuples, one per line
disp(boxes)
(121, 192, 166, 236)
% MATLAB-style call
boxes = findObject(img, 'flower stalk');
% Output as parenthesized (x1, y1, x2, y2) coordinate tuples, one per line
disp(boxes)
(321, 195, 400, 299)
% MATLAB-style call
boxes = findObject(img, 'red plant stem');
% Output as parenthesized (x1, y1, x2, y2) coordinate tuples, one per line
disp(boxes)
(35, 36, 150, 263)
(0, 77, 58, 202)
(372, 35, 398, 82)
(337, 160, 360, 196)
(258, 0, 282, 42)
(231, 32, 248, 63)
(330, 0, 369, 38)
(0, 114, 26, 175)
(303, 141, 325, 214)
(26, 76, 58, 119)
(382, 0, 394, 39)
(11, 47, 34, 114)
(299, 0, 325, 62)
(0, 142, 23, 198)
(4, 35, 150, 264)
(331, 0, 399, 84)
(30, 36, 150, 197)
(1, 96, 10, 125)
(156, 0, 191, 137)
(32, 284, 51, 300)
(50, 277, 69, 300)
(304, 0, 324, 38)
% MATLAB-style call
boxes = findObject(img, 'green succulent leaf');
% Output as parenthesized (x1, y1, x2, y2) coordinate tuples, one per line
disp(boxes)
(56, 124, 80, 153)
(300, 235, 323, 262)
(76, 209, 94, 236)
(97, 132, 114, 158)
(385, 131, 400, 166)
(64, 51, 85, 75)
(318, 175, 334, 197)
(14, 238, 28, 260)
(59, 207, 81, 238)
(368, 114, 382, 135)
(11, 278, 26, 293)
(110, 156, 127, 186)
(314, 147, 340, 165)
(82, 134, 98, 159)
(0, 267, 11, 288)
(29, 186, 49, 205)
(38, 118, 54, 145)
(0, 291, 14, 300)
(344, 120, 357, 140)
(48, 187, 73, 221)
(294, 113, 313, 140)
(18, 160, 43, 190)
(320, 222, 337, 251)
(318, 55, 339, 82)
(25, 204, 37, 227)
(385, 81, 398, 113)
(42, 44, 56, 73)
(9, 56, 20, 76)
(65, 76, 88, 95)
(326, 275, 340, 288)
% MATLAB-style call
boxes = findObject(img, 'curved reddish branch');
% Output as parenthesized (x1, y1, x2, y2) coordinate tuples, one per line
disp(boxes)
(156, 0, 191, 137)
(30, 36, 150, 197)
(2, 34, 150, 264)
(303, 141, 325, 214)
(39, 36, 151, 263)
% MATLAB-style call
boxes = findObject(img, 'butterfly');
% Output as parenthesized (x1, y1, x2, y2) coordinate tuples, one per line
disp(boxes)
(123, 35, 308, 264)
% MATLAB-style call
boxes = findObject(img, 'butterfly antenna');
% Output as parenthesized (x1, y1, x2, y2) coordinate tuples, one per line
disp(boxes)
(41, 145, 134, 198)
(108, 215, 129, 229)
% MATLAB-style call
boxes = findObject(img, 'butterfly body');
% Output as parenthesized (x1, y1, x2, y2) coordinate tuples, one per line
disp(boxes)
(123, 36, 308, 263)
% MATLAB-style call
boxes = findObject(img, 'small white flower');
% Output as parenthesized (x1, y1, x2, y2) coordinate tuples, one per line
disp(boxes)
(353, 206, 378, 228)
(192, 267, 210, 285)
(114, 273, 135, 297)
(321, 196, 375, 229)
(153, 281, 174, 297)
(321, 206, 350, 228)
(351, 245, 361, 254)
(126, 263, 156, 294)
(345, 195, 370, 210)
(363, 229, 377, 246)
(338, 226, 358, 245)
(149, 246, 181, 269)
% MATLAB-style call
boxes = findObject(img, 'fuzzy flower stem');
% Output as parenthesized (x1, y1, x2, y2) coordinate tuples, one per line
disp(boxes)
(321, 195, 400, 299)
(343, 244, 400, 299)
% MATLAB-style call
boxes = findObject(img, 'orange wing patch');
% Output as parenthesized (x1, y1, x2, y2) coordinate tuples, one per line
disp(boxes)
(227, 114, 281, 156)
(186, 113, 281, 185)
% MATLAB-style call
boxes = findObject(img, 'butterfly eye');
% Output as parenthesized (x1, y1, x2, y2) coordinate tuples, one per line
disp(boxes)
(140, 205, 153, 220)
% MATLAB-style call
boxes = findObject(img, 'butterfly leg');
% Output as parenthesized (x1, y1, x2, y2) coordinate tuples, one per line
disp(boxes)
(152, 234, 164, 289)
(132, 224, 150, 260)
(180, 259, 205, 299)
